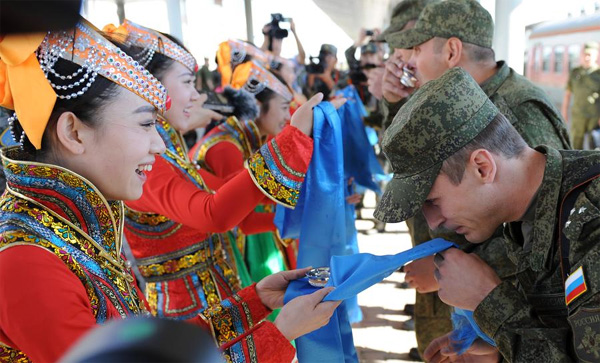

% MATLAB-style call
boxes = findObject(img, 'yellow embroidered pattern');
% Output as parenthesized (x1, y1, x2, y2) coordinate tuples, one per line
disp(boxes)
(0, 195, 144, 314)
(246, 152, 299, 207)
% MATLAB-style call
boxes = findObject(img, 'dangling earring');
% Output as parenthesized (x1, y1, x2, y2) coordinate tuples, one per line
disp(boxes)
(7, 112, 27, 148)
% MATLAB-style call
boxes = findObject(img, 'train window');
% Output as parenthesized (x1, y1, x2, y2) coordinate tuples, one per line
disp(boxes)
(568, 44, 581, 70)
(554, 46, 565, 73)
(542, 46, 552, 72)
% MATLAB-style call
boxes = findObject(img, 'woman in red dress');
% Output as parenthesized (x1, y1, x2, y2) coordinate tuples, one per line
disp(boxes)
(104, 20, 316, 321)
(0, 19, 338, 363)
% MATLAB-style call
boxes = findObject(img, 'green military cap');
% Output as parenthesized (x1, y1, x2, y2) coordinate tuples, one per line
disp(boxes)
(373, 67, 499, 223)
(320, 44, 338, 57)
(387, 0, 494, 50)
(378, 0, 438, 42)
(584, 41, 599, 51)
(361, 42, 378, 54)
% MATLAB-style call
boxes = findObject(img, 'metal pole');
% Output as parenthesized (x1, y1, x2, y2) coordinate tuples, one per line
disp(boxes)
(244, 0, 254, 43)
(116, 0, 125, 24)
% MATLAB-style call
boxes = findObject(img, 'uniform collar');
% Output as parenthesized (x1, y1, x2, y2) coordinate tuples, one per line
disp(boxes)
(479, 61, 509, 97)
(1, 146, 125, 262)
(528, 146, 563, 272)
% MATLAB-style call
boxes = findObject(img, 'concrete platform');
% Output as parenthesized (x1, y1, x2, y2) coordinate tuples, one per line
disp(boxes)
(351, 193, 421, 362)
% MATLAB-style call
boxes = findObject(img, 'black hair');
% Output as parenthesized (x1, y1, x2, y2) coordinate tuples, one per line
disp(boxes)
(16, 57, 120, 161)
(144, 32, 193, 81)
(254, 71, 289, 115)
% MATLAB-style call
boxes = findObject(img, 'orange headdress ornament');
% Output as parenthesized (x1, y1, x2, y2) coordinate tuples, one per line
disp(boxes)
(217, 39, 270, 87)
(106, 19, 198, 73)
(230, 60, 292, 102)
(0, 18, 166, 149)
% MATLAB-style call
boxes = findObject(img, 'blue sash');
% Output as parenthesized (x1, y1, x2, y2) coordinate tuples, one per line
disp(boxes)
(279, 101, 358, 362)
(336, 86, 385, 193)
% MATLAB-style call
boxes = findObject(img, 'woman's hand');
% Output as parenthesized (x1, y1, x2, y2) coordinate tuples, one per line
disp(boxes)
(184, 96, 224, 132)
(290, 93, 323, 136)
(256, 267, 312, 310)
(274, 287, 341, 341)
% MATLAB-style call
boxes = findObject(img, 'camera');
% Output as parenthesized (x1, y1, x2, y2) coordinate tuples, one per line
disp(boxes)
(201, 91, 234, 116)
(306, 56, 325, 74)
(365, 29, 374, 36)
(267, 13, 291, 40)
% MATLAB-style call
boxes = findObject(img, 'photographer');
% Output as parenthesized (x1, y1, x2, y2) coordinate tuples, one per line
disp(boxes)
(260, 14, 305, 62)
(305, 44, 348, 100)
(345, 28, 383, 72)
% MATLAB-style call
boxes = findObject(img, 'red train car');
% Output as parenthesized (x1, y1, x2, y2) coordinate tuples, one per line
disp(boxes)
(525, 12, 600, 109)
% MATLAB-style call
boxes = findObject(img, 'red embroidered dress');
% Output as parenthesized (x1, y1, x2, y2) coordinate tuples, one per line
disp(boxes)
(0, 147, 296, 363)
(190, 117, 293, 279)
(124, 116, 312, 320)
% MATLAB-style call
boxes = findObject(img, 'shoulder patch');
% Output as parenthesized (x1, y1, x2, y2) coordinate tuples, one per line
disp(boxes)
(568, 307, 600, 362)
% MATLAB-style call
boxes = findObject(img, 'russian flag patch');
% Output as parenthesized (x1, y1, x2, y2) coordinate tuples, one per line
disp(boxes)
(565, 266, 587, 305)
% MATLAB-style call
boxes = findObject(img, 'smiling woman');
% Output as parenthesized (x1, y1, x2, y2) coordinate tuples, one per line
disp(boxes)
(102, 20, 326, 348)
(0, 19, 166, 362)
(189, 60, 296, 323)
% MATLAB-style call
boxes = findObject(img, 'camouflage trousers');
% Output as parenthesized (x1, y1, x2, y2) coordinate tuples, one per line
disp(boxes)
(405, 217, 454, 357)
(415, 292, 453, 357)
(570, 115, 599, 150)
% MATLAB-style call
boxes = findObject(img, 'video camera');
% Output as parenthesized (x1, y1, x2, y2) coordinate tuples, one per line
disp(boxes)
(306, 55, 325, 74)
(349, 63, 379, 84)
(267, 13, 291, 40)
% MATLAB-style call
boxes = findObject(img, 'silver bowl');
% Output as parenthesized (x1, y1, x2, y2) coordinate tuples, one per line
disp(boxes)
(306, 267, 330, 287)
(400, 67, 417, 88)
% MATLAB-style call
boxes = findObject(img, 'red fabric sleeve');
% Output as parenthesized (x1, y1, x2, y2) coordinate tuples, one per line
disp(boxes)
(198, 168, 227, 190)
(0, 246, 97, 363)
(188, 284, 295, 362)
(237, 322, 296, 363)
(127, 126, 312, 233)
(127, 159, 267, 234)
(204, 142, 245, 181)
(238, 211, 276, 235)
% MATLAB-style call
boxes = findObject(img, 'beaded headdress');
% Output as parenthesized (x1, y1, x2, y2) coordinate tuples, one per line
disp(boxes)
(217, 39, 270, 87)
(0, 18, 166, 149)
(111, 19, 198, 73)
(230, 60, 293, 102)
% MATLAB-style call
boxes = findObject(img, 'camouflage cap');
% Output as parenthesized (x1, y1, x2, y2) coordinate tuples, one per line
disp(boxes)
(584, 41, 599, 51)
(373, 67, 498, 223)
(378, 0, 438, 42)
(387, 0, 494, 50)
(320, 44, 338, 57)
(361, 42, 379, 54)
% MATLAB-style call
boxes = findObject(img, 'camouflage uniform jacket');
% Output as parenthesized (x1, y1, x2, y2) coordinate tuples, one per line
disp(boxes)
(567, 66, 600, 120)
(380, 97, 407, 132)
(411, 61, 572, 278)
(481, 61, 571, 150)
(475, 146, 600, 362)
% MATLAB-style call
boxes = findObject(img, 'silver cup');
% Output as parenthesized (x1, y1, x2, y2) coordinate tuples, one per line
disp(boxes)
(306, 267, 330, 287)
(400, 67, 417, 88)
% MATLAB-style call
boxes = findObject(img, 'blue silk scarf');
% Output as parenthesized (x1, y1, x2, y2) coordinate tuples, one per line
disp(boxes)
(336, 86, 385, 193)
(279, 101, 358, 362)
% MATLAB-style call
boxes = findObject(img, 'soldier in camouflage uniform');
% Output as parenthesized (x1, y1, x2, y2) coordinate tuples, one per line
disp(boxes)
(376, 67, 600, 362)
(562, 42, 600, 150)
(379, 0, 572, 357)
(379, 0, 437, 132)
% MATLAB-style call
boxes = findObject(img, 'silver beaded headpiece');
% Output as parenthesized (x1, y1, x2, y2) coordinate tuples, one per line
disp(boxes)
(37, 20, 166, 110)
